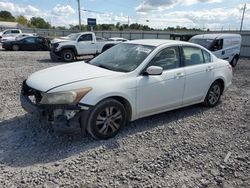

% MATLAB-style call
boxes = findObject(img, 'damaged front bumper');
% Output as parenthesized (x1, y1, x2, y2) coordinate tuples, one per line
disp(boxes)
(50, 50, 62, 61)
(20, 81, 91, 132)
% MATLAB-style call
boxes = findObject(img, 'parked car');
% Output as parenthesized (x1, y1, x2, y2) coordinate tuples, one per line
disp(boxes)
(21, 40, 232, 139)
(50, 32, 121, 62)
(0, 29, 22, 42)
(1, 33, 37, 42)
(2, 36, 51, 51)
(189, 33, 241, 67)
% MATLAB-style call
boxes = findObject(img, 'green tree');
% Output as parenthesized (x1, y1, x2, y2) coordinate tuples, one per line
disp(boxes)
(16, 15, 28, 26)
(30, 17, 51, 29)
(0, 10, 15, 21)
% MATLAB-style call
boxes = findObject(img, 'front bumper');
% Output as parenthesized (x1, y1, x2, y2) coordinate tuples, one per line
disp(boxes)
(50, 51, 62, 61)
(20, 81, 90, 132)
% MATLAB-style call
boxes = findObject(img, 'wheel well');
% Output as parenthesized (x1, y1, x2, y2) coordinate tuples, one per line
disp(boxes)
(234, 54, 239, 60)
(61, 48, 76, 56)
(107, 96, 132, 121)
(215, 79, 225, 93)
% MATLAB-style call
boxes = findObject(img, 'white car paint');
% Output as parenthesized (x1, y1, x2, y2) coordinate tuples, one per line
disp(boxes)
(52, 32, 120, 55)
(190, 33, 241, 64)
(25, 40, 232, 121)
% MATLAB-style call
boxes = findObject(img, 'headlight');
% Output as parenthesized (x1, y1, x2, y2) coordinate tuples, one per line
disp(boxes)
(40, 87, 92, 104)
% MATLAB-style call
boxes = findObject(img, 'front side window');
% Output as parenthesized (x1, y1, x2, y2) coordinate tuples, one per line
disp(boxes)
(183, 46, 204, 66)
(78, 34, 93, 42)
(211, 39, 223, 51)
(24, 37, 36, 43)
(148, 46, 180, 70)
(90, 43, 154, 72)
(4, 30, 11, 34)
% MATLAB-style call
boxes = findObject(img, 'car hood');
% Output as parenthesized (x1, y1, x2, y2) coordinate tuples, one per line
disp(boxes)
(51, 38, 70, 44)
(26, 62, 119, 92)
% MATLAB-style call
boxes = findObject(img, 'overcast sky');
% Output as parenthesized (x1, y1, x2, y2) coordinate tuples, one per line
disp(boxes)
(0, 0, 249, 30)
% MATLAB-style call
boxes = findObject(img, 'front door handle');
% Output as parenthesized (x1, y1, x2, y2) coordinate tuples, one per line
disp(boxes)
(175, 72, 185, 79)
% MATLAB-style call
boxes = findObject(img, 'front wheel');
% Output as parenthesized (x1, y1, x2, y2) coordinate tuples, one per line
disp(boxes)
(86, 99, 127, 139)
(230, 56, 238, 67)
(12, 45, 19, 51)
(62, 49, 75, 62)
(203, 81, 222, 107)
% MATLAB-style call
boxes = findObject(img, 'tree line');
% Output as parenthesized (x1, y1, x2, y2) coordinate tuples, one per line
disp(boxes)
(0, 10, 202, 31)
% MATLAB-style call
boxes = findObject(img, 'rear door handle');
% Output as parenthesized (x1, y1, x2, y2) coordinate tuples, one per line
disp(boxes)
(206, 66, 214, 71)
(175, 72, 185, 79)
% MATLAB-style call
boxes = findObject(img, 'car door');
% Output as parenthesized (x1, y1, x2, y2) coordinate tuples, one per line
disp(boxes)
(182, 46, 214, 105)
(136, 46, 185, 118)
(77, 33, 96, 55)
(21, 37, 37, 50)
(211, 39, 228, 60)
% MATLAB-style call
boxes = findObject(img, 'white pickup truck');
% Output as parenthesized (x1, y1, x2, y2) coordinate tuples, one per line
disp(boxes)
(0, 29, 22, 42)
(50, 32, 121, 62)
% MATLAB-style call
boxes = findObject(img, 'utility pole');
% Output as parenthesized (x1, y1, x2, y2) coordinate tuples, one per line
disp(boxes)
(240, 3, 246, 32)
(77, 0, 81, 31)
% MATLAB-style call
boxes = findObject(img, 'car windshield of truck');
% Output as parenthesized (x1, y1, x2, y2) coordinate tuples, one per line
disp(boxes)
(90, 43, 154, 72)
(65, 33, 81, 41)
(189, 38, 214, 50)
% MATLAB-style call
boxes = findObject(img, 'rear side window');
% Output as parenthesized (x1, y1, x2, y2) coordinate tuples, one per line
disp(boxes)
(11, 30, 20, 33)
(202, 50, 212, 63)
(183, 46, 204, 66)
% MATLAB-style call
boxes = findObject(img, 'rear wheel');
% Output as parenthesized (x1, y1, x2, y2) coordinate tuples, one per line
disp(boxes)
(62, 49, 75, 62)
(86, 99, 127, 139)
(204, 81, 222, 107)
(12, 45, 19, 51)
(230, 56, 238, 67)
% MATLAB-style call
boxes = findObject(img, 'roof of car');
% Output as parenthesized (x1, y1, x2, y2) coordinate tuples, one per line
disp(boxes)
(191, 33, 241, 39)
(125, 39, 195, 47)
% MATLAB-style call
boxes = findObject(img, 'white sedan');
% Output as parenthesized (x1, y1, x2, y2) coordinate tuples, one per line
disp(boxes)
(21, 40, 232, 139)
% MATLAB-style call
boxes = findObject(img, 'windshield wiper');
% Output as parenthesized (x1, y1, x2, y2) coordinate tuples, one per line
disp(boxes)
(98, 64, 113, 70)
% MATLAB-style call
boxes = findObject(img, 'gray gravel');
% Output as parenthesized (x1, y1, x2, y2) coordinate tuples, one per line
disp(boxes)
(0, 48, 249, 188)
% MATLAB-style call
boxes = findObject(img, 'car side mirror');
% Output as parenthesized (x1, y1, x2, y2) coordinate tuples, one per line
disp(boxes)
(145, 66, 163, 76)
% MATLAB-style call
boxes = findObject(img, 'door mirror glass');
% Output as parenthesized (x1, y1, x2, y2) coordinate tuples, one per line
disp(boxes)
(145, 66, 163, 75)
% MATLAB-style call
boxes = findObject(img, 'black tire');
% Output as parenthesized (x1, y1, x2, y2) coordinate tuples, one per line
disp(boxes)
(12, 44, 19, 51)
(230, 56, 238, 67)
(62, 49, 75, 62)
(86, 99, 127, 139)
(203, 81, 222, 107)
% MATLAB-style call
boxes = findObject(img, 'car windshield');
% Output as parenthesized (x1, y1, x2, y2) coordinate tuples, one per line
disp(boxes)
(65, 33, 81, 41)
(189, 38, 214, 50)
(90, 43, 154, 72)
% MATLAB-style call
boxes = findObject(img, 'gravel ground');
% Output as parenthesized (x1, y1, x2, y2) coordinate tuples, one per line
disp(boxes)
(0, 48, 249, 188)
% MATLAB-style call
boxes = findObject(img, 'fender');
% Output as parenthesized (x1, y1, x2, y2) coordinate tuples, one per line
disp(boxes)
(58, 45, 78, 55)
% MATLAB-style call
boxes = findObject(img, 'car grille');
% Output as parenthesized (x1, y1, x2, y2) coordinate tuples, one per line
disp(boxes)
(22, 80, 42, 104)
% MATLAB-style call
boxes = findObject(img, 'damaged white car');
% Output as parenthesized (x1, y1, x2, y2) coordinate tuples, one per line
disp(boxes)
(21, 40, 232, 139)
